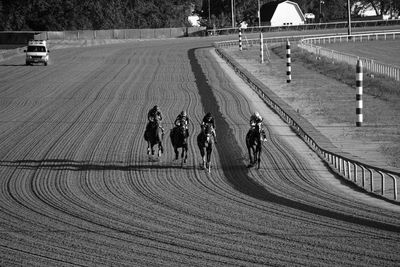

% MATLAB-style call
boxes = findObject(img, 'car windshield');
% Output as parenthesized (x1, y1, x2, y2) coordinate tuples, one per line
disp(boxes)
(27, 46, 46, 52)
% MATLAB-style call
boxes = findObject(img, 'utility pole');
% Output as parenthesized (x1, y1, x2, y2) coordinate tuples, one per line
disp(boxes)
(208, 0, 210, 21)
(347, 0, 352, 36)
(231, 0, 235, 28)
(319, 0, 325, 23)
(258, 0, 261, 28)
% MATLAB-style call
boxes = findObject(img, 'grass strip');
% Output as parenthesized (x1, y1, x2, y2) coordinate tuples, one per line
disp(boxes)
(272, 45, 400, 101)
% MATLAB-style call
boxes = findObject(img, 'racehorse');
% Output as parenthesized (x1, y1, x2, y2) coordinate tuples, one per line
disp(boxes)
(144, 119, 164, 159)
(170, 124, 188, 166)
(246, 124, 263, 168)
(197, 124, 214, 172)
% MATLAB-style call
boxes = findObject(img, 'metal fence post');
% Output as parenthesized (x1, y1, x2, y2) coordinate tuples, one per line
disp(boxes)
(286, 40, 291, 83)
(260, 32, 264, 63)
(356, 59, 363, 127)
(239, 28, 242, 51)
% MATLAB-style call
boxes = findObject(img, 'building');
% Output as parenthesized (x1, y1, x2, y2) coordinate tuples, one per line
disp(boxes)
(188, 14, 200, 27)
(353, 1, 378, 17)
(260, 0, 305, 26)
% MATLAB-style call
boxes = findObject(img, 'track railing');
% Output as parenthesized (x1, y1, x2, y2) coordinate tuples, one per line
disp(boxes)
(299, 31, 400, 81)
(208, 19, 400, 36)
(214, 32, 349, 48)
(214, 45, 400, 202)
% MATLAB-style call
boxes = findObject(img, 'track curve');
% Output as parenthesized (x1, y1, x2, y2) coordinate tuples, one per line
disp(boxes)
(0, 38, 399, 266)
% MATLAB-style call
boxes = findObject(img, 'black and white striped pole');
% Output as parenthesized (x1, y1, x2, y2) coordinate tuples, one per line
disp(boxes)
(356, 59, 363, 127)
(286, 40, 291, 83)
(260, 32, 264, 63)
(239, 28, 242, 51)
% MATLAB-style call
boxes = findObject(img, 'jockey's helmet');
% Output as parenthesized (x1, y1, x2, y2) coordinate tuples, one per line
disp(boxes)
(180, 110, 187, 116)
(253, 111, 260, 118)
(153, 105, 159, 111)
(206, 112, 212, 118)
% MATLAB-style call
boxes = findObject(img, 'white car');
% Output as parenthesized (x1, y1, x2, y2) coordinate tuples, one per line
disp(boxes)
(24, 40, 50, 66)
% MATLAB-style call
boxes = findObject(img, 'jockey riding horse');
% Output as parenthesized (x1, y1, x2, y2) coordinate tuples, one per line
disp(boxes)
(144, 105, 164, 157)
(246, 112, 267, 168)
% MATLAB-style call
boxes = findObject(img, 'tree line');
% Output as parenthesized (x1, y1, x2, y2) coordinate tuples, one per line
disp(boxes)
(0, 0, 398, 31)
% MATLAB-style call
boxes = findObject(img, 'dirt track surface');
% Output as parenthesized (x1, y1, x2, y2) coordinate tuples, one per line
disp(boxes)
(1, 39, 400, 266)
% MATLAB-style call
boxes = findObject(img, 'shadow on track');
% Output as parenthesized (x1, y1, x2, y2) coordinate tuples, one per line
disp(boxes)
(0, 159, 192, 171)
(188, 47, 400, 233)
(0, 64, 27, 67)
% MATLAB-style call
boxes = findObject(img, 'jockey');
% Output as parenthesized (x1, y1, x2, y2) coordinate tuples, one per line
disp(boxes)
(250, 111, 267, 141)
(148, 105, 163, 122)
(174, 110, 190, 136)
(250, 111, 262, 129)
(201, 112, 217, 142)
(147, 105, 164, 135)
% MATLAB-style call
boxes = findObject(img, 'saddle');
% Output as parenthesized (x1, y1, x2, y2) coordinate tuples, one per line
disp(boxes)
(250, 125, 267, 141)
(173, 123, 188, 138)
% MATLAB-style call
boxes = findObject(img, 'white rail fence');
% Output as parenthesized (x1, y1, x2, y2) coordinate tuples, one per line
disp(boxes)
(214, 36, 400, 202)
(299, 32, 400, 81)
(207, 19, 400, 36)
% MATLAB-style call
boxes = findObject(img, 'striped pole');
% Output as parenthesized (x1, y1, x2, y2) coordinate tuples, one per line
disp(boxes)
(239, 28, 242, 51)
(356, 59, 363, 127)
(260, 32, 264, 63)
(286, 40, 291, 83)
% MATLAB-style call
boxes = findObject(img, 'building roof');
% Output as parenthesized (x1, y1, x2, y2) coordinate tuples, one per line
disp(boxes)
(260, 0, 305, 22)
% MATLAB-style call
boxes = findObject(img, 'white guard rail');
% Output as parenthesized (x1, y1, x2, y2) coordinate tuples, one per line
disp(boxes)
(299, 31, 400, 81)
(214, 43, 400, 203)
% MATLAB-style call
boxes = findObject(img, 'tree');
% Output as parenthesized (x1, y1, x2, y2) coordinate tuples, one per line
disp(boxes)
(358, 0, 400, 16)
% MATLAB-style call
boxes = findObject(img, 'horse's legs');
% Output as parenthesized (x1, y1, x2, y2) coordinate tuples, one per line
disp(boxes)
(183, 146, 188, 163)
(158, 142, 163, 157)
(174, 147, 179, 160)
(206, 146, 212, 172)
(257, 146, 261, 169)
(199, 147, 206, 169)
(147, 142, 151, 155)
(248, 147, 253, 165)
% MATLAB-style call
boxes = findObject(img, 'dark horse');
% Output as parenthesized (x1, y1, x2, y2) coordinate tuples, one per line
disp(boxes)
(144, 120, 164, 159)
(170, 124, 188, 166)
(197, 124, 214, 172)
(246, 124, 263, 168)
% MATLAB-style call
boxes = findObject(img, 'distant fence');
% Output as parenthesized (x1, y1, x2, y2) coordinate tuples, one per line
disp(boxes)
(299, 31, 400, 81)
(208, 19, 400, 36)
(0, 31, 39, 44)
(214, 37, 400, 202)
(214, 32, 350, 49)
(0, 27, 207, 45)
(34, 27, 206, 40)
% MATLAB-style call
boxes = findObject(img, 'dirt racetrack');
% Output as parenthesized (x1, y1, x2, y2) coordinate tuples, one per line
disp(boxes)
(1, 38, 400, 266)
